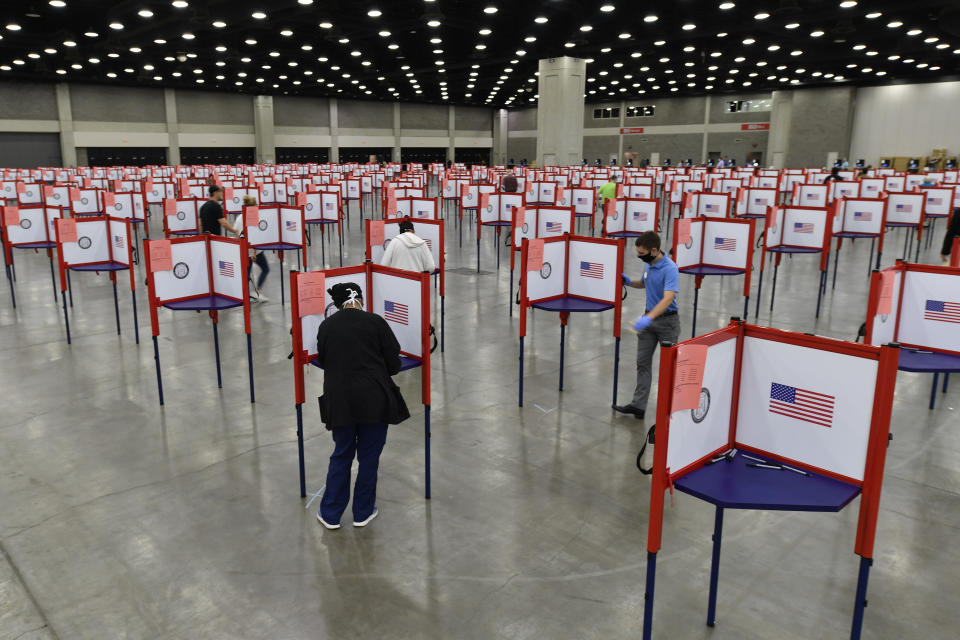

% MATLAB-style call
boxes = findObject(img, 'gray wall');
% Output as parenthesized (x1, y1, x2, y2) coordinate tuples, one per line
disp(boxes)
(623, 133, 705, 163)
(706, 131, 770, 162)
(708, 92, 773, 124)
(273, 96, 330, 127)
(508, 108, 537, 131)
(0, 82, 58, 120)
(339, 99, 393, 129)
(625, 97, 708, 126)
(70, 84, 166, 123)
(507, 138, 537, 162)
(0, 132, 61, 167)
(785, 87, 856, 167)
(176, 90, 254, 125)
(583, 135, 620, 160)
(455, 106, 491, 131)
(400, 102, 448, 129)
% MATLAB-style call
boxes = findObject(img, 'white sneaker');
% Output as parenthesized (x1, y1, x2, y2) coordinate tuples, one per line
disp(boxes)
(317, 513, 340, 530)
(256, 293, 269, 303)
(353, 508, 379, 527)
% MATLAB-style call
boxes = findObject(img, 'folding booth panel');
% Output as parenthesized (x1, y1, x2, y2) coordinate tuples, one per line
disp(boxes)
(45, 185, 71, 207)
(794, 184, 827, 208)
(536, 207, 575, 238)
(16, 183, 43, 205)
(513, 207, 539, 248)
(859, 178, 884, 198)
(279, 206, 305, 246)
(524, 239, 566, 302)
(624, 184, 653, 199)
(165, 198, 200, 235)
(210, 239, 244, 301)
(830, 181, 860, 202)
(621, 199, 658, 234)
(743, 188, 777, 217)
(833, 198, 885, 235)
(224, 187, 260, 214)
(59, 218, 110, 266)
(108, 192, 146, 221)
(245, 206, 280, 246)
(883, 175, 906, 193)
(717, 179, 742, 195)
(778, 207, 830, 249)
(107, 218, 131, 267)
(370, 271, 424, 358)
(867, 267, 902, 347)
(674, 219, 705, 269)
(567, 239, 619, 303)
(151, 239, 210, 303)
(702, 220, 751, 270)
(260, 181, 290, 205)
(920, 186, 953, 218)
(300, 191, 339, 222)
(884, 193, 924, 226)
(396, 198, 438, 220)
(71, 189, 103, 215)
(368, 219, 443, 269)
(5, 206, 61, 246)
(736, 336, 879, 483)
(699, 192, 729, 218)
(905, 174, 925, 191)
(898, 270, 960, 353)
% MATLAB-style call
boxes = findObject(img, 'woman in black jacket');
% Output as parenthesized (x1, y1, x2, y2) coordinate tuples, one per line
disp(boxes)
(941, 208, 960, 266)
(315, 282, 406, 530)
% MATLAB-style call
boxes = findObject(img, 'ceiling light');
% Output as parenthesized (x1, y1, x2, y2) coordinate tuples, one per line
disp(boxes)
(810, 30, 824, 37)
(791, 50, 803, 56)
(743, 38, 755, 44)
(129, 46, 141, 53)
(44, 48, 56, 54)
(84, 31, 98, 37)
(839, 1, 857, 7)
(109, 22, 124, 29)
(182, 33, 195, 39)
(644, 15, 658, 23)
(768, 44, 781, 51)
(252, 11, 267, 19)
(319, 22, 333, 28)
(484, 6, 498, 13)
(887, 21, 902, 28)
(924, 36, 938, 43)
(754, 12, 770, 20)
(564, 42, 575, 48)
(619, 33, 631, 39)
(682, 23, 696, 30)
(866, 12, 882, 18)
(49, 0, 66, 6)
(719, 2, 735, 9)
(785, 23, 800, 29)
(580, 25, 592, 31)
(245, 38, 257, 45)
(683, 45, 695, 52)
(138, 9, 154, 17)
(427, 20, 441, 27)
(654, 40, 666, 46)
(388, 43, 399, 49)
(63, 40, 76, 46)
(172, 1, 189, 7)
(298, 0, 314, 4)
(280, 29, 293, 36)
(907, 29, 922, 36)
(535, 16, 548, 23)
(155, 38, 167, 44)
(476, 44, 487, 49)
(937, 43, 949, 49)
(853, 44, 866, 50)
(367, 9, 382, 17)
(378, 30, 391, 36)
(524, 36, 536, 42)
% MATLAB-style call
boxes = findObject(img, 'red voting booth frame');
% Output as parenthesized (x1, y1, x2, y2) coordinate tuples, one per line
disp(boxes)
(830, 198, 888, 290)
(364, 218, 446, 352)
(672, 216, 755, 337)
(517, 235, 625, 408)
(1, 205, 63, 308)
(298, 190, 344, 269)
(243, 204, 308, 306)
(289, 264, 433, 499)
(864, 260, 960, 409)
(143, 235, 254, 406)
(642, 321, 899, 640)
(508, 206, 578, 316)
(54, 215, 139, 346)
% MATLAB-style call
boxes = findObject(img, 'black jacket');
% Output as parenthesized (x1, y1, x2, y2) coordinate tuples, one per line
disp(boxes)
(941, 209, 960, 256)
(316, 308, 404, 429)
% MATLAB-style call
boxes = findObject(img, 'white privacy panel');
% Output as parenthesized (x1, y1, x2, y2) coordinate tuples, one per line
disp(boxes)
(781, 208, 827, 249)
(513, 207, 538, 248)
(61, 218, 109, 265)
(525, 240, 566, 302)
(71, 189, 102, 215)
(868, 269, 902, 347)
(702, 220, 750, 270)
(674, 219, 704, 269)
(624, 199, 657, 234)
(897, 270, 960, 353)
(167, 199, 199, 234)
(371, 271, 424, 358)
(210, 240, 243, 300)
(884, 193, 924, 225)
(6, 207, 59, 245)
(838, 199, 884, 235)
(537, 208, 573, 239)
(153, 240, 210, 302)
(567, 239, 619, 303)
(108, 218, 130, 266)
(280, 206, 304, 246)
(921, 187, 953, 217)
(245, 206, 280, 245)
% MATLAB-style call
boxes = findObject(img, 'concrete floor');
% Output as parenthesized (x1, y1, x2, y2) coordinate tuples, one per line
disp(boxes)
(0, 195, 957, 640)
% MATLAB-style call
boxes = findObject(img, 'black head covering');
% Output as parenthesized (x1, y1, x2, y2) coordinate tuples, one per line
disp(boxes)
(398, 219, 415, 233)
(328, 282, 363, 309)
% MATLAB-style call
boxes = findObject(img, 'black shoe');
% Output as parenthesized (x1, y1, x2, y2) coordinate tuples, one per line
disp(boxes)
(613, 404, 644, 419)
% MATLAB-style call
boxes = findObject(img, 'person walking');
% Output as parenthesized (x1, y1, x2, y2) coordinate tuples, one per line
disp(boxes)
(380, 219, 436, 273)
(199, 185, 241, 236)
(315, 282, 409, 529)
(241, 195, 270, 302)
(614, 231, 681, 420)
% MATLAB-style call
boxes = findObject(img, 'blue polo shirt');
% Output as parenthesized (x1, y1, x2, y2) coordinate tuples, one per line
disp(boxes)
(642, 254, 679, 313)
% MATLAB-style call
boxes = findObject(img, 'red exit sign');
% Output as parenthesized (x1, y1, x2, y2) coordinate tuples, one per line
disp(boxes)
(620, 127, 645, 134)
(741, 123, 770, 131)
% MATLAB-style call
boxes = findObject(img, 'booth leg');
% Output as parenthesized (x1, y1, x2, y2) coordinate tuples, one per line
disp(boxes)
(496, 230, 501, 269)
(247, 333, 255, 403)
(850, 556, 873, 640)
(518, 336, 524, 407)
(559, 323, 566, 392)
(832, 247, 840, 290)
(816, 270, 826, 318)
(212, 321, 223, 388)
(424, 404, 431, 500)
(280, 260, 286, 305)
(769, 263, 779, 312)
(743, 295, 749, 321)
(131, 289, 140, 345)
(509, 269, 514, 317)
(612, 336, 621, 408)
(4, 263, 15, 308)
(903, 229, 910, 259)
(875, 250, 882, 272)
(296, 403, 306, 497)
(867, 239, 875, 278)
(754, 268, 764, 317)
(152, 335, 164, 405)
(441, 296, 445, 353)
(930, 372, 939, 410)
(477, 237, 480, 273)
(943, 372, 949, 393)
(706, 506, 725, 627)
(61, 289, 70, 344)
(338, 231, 343, 267)
(642, 551, 658, 640)
(48, 255, 57, 301)
(914, 232, 921, 263)
(112, 281, 121, 336)
(459, 215, 463, 248)
(66, 270, 73, 307)
(321, 230, 326, 267)
(692, 286, 700, 338)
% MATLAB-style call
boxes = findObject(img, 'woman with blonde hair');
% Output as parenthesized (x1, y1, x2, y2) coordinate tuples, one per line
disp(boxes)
(241, 195, 270, 303)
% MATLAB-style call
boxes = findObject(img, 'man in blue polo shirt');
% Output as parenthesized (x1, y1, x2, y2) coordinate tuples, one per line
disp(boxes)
(614, 231, 680, 420)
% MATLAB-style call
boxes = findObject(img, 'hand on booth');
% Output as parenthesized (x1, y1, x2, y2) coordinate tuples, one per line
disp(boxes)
(621, 272, 632, 286)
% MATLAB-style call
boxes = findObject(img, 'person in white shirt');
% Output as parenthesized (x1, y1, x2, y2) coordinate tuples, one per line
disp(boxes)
(380, 219, 436, 273)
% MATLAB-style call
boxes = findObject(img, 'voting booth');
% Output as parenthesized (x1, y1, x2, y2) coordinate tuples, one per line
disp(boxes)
(517, 235, 625, 406)
(144, 235, 254, 406)
(757, 206, 832, 318)
(672, 216, 755, 336)
(865, 261, 960, 409)
(365, 218, 446, 351)
(641, 321, 899, 640)
(830, 197, 887, 288)
(557, 186, 598, 232)
(509, 205, 577, 311)
(734, 187, 777, 219)
(681, 192, 730, 219)
(54, 215, 138, 345)
(793, 183, 828, 208)
(477, 192, 523, 271)
(243, 204, 308, 304)
(602, 198, 659, 238)
(883, 192, 926, 263)
(289, 264, 433, 498)
(1, 205, 63, 306)
(162, 198, 201, 237)
(298, 190, 343, 267)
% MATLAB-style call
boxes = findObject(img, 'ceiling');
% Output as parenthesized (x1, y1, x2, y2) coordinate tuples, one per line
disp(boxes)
(1, 0, 959, 109)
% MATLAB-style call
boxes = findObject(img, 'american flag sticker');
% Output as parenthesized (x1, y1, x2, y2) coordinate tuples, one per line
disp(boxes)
(754, 198, 767, 205)
(853, 210, 872, 221)
(544, 221, 563, 235)
(325, 201, 334, 210)
(924, 299, 960, 324)
(113, 234, 124, 249)
(576, 197, 586, 204)
(425, 238, 433, 251)
(769, 382, 835, 428)
(794, 222, 814, 233)
(218, 260, 234, 277)
(714, 237, 736, 251)
(704, 203, 718, 212)
(580, 261, 604, 279)
(416, 209, 429, 218)
(805, 193, 816, 199)
(633, 210, 647, 221)
(895, 203, 913, 213)
(928, 197, 942, 205)
(384, 299, 409, 325)
(285, 219, 298, 232)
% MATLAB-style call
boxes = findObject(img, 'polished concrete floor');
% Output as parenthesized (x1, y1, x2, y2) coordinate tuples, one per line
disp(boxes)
(0, 194, 957, 640)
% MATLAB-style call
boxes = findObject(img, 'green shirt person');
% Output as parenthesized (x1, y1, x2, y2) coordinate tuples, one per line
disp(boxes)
(598, 175, 619, 206)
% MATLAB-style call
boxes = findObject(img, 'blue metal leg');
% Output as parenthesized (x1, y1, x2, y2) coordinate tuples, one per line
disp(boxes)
(850, 556, 872, 640)
(49, 256, 57, 301)
(213, 321, 222, 388)
(152, 335, 163, 405)
(867, 239, 875, 279)
(509, 269, 514, 317)
(832, 247, 840, 289)
(112, 281, 121, 335)
(754, 268, 764, 317)
(612, 336, 621, 407)
(424, 404, 431, 499)
(518, 335, 524, 407)
(321, 228, 326, 266)
(247, 333, 255, 403)
(692, 286, 699, 338)
(642, 551, 658, 640)
(296, 403, 305, 497)
(338, 230, 343, 267)
(131, 289, 140, 344)
(930, 372, 939, 409)
(477, 237, 481, 272)
(816, 271, 826, 318)
(4, 263, 15, 308)
(875, 250, 882, 271)
(707, 506, 725, 627)
(496, 230, 501, 269)
(769, 263, 778, 311)
(743, 295, 749, 321)
(67, 269, 73, 307)
(280, 259, 285, 305)
(559, 323, 566, 392)
(440, 296, 445, 353)
(61, 289, 70, 344)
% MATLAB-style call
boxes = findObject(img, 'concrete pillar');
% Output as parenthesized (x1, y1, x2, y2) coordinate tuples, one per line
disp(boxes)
(535, 56, 586, 167)
(55, 83, 77, 167)
(766, 90, 793, 169)
(254, 95, 275, 164)
(163, 89, 180, 166)
(617, 100, 626, 163)
(447, 105, 455, 163)
(701, 95, 711, 163)
(492, 108, 508, 166)
(329, 98, 339, 163)
(392, 103, 401, 163)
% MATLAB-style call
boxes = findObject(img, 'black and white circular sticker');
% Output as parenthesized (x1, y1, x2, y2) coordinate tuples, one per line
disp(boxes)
(691, 388, 711, 423)
(173, 262, 190, 279)
(539, 262, 552, 279)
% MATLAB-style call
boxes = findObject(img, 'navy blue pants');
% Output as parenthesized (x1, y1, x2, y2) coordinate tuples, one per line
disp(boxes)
(320, 423, 388, 525)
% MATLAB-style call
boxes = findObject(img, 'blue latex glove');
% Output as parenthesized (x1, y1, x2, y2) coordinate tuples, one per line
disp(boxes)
(631, 314, 652, 332)
(621, 272, 632, 286)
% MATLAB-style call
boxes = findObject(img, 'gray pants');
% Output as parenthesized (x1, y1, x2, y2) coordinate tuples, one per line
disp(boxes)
(631, 313, 681, 411)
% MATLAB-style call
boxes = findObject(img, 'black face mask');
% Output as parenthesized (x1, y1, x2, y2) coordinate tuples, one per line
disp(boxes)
(639, 251, 656, 264)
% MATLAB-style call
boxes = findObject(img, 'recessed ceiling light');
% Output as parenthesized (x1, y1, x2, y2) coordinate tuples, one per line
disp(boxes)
(907, 29, 922, 36)
(682, 23, 696, 30)
(84, 31, 98, 37)
(644, 15, 658, 23)
(719, 2, 735, 9)
(298, 0, 314, 4)
(865, 12, 882, 19)
(484, 6, 498, 14)
(924, 36, 938, 43)
(388, 43, 399, 49)
(368, 9, 381, 17)
(887, 21, 902, 28)
(839, 1, 857, 7)
(49, 0, 66, 6)
(427, 20, 441, 27)
(534, 16, 548, 24)
(563, 42, 575, 48)
(743, 37, 755, 44)
(768, 44, 781, 51)
(654, 40, 666, 46)
(580, 25, 592, 31)
(754, 12, 770, 20)
(63, 40, 76, 46)
(171, 1, 189, 7)
(44, 48, 56, 53)
(129, 46, 141, 53)
(245, 38, 257, 45)
(182, 33, 195, 39)
(785, 23, 800, 29)
(109, 22, 124, 29)
(5, 23, 22, 31)
(810, 30, 824, 37)
(138, 9, 154, 17)
(791, 50, 803, 56)
(852, 44, 866, 50)
(619, 33, 631, 39)
(319, 21, 333, 28)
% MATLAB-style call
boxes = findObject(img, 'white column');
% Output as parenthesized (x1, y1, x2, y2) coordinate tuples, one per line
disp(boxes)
(701, 95, 711, 163)
(254, 95, 275, 164)
(535, 56, 586, 167)
(617, 99, 626, 162)
(766, 90, 793, 169)
(447, 105, 455, 163)
(164, 88, 180, 166)
(492, 108, 508, 166)
(329, 98, 339, 162)
(55, 83, 77, 167)
(392, 103, 401, 163)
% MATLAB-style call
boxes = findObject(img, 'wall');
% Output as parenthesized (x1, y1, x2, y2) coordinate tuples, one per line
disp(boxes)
(849, 81, 960, 165)
(784, 87, 855, 168)
(0, 132, 61, 167)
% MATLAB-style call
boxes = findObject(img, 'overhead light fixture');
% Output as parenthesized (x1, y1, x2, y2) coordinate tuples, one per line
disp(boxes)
(109, 22, 124, 29)
(427, 20, 441, 27)
(907, 29, 922, 36)
(644, 15, 658, 23)
(252, 11, 267, 20)
(212, 20, 226, 28)
(682, 23, 696, 30)
(319, 21, 333, 28)
(484, 6, 498, 13)
(171, 1, 189, 7)
(138, 9, 154, 17)
(367, 9, 382, 17)
(534, 16, 548, 23)
(84, 31, 98, 37)
(49, 0, 67, 6)
(600, 4, 615, 11)
(887, 21, 902, 28)
(719, 2, 735, 9)
(785, 23, 800, 29)
(839, 1, 857, 7)
(754, 12, 770, 20)
(866, 12, 882, 19)
(810, 30, 825, 37)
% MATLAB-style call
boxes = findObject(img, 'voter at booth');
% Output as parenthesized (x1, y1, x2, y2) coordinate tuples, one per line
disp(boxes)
(199, 185, 241, 236)
(380, 219, 436, 273)
(614, 232, 681, 420)
(241, 195, 270, 303)
(597, 174, 619, 208)
(315, 282, 408, 530)
(941, 208, 960, 265)
(501, 173, 518, 193)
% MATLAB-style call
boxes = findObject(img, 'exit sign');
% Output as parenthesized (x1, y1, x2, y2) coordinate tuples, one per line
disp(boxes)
(741, 123, 770, 131)
(620, 127, 645, 134)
